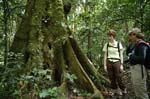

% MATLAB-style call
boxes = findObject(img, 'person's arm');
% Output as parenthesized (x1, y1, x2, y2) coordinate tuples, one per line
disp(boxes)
(104, 51, 107, 67)
(104, 51, 107, 72)
(119, 42, 124, 70)
(120, 49, 124, 64)
(103, 43, 107, 72)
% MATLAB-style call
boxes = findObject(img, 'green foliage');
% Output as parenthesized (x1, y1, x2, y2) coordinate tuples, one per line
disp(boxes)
(65, 73, 92, 97)
(68, 0, 150, 68)
(0, 51, 57, 98)
(0, 52, 24, 98)
(77, 91, 92, 98)
(39, 89, 49, 98)
(66, 73, 77, 83)
(72, 88, 92, 98)
(39, 87, 58, 98)
(0, 0, 150, 98)
(16, 67, 54, 98)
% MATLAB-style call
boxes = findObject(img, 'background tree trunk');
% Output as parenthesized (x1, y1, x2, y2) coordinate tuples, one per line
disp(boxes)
(2, 0, 9, 66)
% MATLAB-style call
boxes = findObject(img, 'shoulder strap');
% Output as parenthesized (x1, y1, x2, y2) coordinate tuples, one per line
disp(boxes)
(136, 40, 149, 50)
(117, 41, 121, 57)
(136, 40, 148, 46)
(107, 43, 109, 58)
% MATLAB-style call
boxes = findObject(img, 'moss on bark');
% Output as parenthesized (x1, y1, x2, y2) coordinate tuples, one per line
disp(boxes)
(10, 0, 108, 98)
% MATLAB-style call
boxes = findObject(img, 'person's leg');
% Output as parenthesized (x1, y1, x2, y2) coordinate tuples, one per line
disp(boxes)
(130, 65, 149, 99)
(107, 61, 118, 96)
(147, 70, 150, 97)
(107, 62, 118, 90)
(113, 61, 126, 94)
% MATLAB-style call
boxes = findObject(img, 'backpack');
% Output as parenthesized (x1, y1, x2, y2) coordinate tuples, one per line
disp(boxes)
(136, 40, 150, 70)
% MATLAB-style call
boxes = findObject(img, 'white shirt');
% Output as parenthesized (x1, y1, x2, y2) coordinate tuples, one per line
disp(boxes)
(103, 40, 123, 62)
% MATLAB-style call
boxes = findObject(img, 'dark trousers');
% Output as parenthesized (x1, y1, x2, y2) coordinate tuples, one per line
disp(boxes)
(107, 60, 125, 90)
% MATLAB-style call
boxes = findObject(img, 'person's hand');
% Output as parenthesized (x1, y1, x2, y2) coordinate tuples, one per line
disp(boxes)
(120, 65, 124, 72)
(128, 53, 132, 56)
(104, 66, 107, 72)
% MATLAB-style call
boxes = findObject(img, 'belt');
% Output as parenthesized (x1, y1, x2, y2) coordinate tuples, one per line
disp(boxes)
(107, 60, 120, 63)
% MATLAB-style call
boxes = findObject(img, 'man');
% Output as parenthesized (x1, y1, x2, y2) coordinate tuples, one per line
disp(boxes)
(128, 27, 149, 99)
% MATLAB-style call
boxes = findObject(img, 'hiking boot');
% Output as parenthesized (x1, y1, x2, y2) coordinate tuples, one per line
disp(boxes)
(107, 89, 117, 97)
(116, 88, 123, 96)
(122, 88, 127, 95)
(108, 91, 115, 98)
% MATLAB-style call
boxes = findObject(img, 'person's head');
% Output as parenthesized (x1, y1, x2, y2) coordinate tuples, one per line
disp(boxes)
(128, 27, 144, 42)
(107, 29, 116, 42)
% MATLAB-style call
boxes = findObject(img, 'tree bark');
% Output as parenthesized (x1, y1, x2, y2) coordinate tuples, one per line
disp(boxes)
(9, 0, 108, 98)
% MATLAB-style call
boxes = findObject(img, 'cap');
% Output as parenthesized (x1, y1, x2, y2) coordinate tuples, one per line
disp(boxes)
(128, 27, 144, 38)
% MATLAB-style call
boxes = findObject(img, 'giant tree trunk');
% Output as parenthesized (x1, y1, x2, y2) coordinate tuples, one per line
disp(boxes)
(10, 0, 108, 99)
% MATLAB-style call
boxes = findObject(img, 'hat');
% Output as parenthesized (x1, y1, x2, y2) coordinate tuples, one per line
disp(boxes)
(128, 27, 144, 38)
(129, 28, 141, 34)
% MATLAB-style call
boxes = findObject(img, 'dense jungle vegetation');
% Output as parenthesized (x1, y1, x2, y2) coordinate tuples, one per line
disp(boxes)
(0, 0, 150, 99)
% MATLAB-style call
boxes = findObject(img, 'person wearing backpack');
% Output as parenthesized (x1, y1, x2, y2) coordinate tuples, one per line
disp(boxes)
(127, 27, 149, 99)
(103, 29, 127, 97)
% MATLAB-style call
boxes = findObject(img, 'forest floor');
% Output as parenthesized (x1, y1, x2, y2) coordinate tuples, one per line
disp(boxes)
(104, 69, 136, 99)
(68, 68, 150, 99)
(104, 68, 150, 99)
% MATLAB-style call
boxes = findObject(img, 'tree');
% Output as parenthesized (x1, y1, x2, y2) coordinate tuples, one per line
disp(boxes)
(9, 0, 108, 98)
